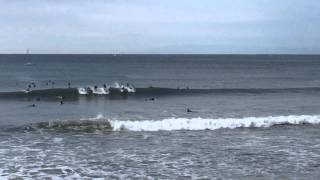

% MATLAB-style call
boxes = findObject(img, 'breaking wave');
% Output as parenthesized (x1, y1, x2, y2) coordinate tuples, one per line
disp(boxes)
(19, 115, 320, 132)
(110, 115, 320, 131)
(0, 82, 136, 98)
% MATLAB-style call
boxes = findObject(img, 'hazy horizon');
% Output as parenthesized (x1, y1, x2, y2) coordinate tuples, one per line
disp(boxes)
(1, 0, 319, 54)
(1, 53, 320, 55)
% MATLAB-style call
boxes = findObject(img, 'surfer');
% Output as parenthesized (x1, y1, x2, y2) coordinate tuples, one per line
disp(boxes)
(145, 97, 155, 101)
(60, 100, 64, 105)
(68, 82, 71, 88)
(86, 87, 91, 93)
(103, 84, 107, 89)
(28, 104, 36, 107)
(187, 108, 193, 113)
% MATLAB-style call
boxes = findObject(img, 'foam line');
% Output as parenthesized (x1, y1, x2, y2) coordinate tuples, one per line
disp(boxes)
(109, 115, 320, 131)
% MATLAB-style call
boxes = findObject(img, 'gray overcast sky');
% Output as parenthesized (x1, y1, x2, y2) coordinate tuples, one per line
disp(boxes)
(0, 0, 319, 54)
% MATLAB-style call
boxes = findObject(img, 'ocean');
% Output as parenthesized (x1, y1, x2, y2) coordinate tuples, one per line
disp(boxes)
(1, 54, 320, 179)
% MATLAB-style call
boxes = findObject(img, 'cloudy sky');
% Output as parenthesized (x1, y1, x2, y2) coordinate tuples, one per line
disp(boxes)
(0, 0, 319, 54)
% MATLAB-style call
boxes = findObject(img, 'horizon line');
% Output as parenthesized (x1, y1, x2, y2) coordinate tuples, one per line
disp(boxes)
(0, 53, 320, 56)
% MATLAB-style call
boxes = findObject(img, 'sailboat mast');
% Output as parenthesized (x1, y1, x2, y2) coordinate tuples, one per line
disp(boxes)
(24, 48, 30, 61)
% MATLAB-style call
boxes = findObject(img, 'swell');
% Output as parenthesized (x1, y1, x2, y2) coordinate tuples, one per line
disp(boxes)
(8, 114, 320, 132)
(1, 87, 320, 99)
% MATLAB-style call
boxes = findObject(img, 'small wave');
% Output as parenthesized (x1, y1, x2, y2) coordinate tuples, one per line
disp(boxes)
(1, 86, 320, 99)
(110, 115, 320, 131)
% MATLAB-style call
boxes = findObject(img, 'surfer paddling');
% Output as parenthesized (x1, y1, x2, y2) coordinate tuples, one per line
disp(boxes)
(187, 108, 197, 113)
(28, 104, 37, 107)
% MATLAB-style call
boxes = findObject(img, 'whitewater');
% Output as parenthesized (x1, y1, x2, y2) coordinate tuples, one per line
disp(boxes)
(109, 115, 320, 131)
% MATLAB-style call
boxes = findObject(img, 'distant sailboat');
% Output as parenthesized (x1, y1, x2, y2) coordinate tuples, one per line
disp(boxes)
(24, 48, 34, 66)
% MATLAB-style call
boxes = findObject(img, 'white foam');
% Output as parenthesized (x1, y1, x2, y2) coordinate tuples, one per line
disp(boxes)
(53, 137, 63, 143)
(77, 83, 135, 95)
(113, 82, 135, 93)
(91, 87, 109, 95)
(77, 87, 88, 95)
(87, 114, 104, 120)
(24, 62, 34, 66)
(109, 115, 320, 131)
(23, 89, 31, 93)
(114, 82, 121, 89)
(124, 85, 135, 93)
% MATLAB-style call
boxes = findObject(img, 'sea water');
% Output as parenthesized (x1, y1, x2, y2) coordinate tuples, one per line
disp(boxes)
(1, 54, 320, 179)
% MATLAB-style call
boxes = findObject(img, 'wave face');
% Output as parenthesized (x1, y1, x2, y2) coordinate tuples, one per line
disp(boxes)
(1, 86, 320, 99)
(21, 115, 320, 132)
(25, 120, 112, 132)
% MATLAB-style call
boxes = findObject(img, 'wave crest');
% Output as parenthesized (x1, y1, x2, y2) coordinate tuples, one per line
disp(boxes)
(110, 115, 320, 131)
(1, 86, 320, 99)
